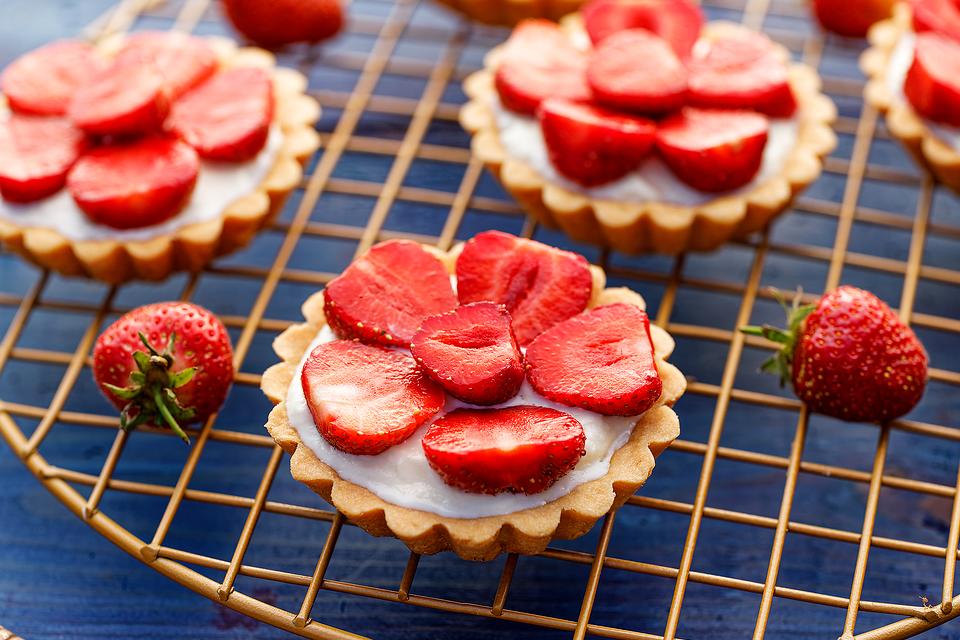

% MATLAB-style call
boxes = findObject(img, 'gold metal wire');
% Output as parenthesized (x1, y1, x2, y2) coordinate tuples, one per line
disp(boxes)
(1, 0, 959, 638)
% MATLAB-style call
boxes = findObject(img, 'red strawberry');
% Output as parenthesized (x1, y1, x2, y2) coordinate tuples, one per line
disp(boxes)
(655, 107, 769, 192)
(301, 340, 445, 455)
(812, 0, 894, 37)
(587, 29, 688, 114)
(67, 136, 199, 230)
(115, 31, 218, 99)
(411, 302, 524, 406)
(0, 115, 87, 203)
(688, 29, 797, 117)
(904, 33, 960, 127)
(169, 67, 274, 161)
(421, 406, 585, 495)
(92, 302, 234, 443)
(455, 231, 593, 346)
(222, 0, 343, 48)
(538, 98, 656, 187)
(582, 0, 705, 56)
(741, 287, 928, 423)
(910, 0, 960, 41)
(494, 20, 591, 115)
(68, 63, 169, 137)
(525, 304, 662, 416)
(1, 40, 105, 116)
(323, 240, 458, 348)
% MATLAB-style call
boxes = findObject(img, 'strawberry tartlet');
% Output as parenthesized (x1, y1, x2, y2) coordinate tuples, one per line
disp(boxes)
(862, 0, 960, 193)
(0, 31, 320, 283)
(432, 0, 584, 25)
(261, 231, 686, 560)
(460, 0, 837, 255)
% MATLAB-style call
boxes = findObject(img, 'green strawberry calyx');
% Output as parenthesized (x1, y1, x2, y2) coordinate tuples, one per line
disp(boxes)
(102, 332, 197, 444)
(739, 289, 816, 387)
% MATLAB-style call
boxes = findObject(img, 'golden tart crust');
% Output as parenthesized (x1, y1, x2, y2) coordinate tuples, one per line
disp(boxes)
(433, 0, 584, 25)
(460, 19, 838, 255)
(261, 243, 687, 561)
(861, 3, 960, 193)
(0, 36, 321, 284)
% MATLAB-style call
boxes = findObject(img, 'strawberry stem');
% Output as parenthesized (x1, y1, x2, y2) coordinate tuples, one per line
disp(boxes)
(739, 288, 816, 388)
(153, 387, 191, 445)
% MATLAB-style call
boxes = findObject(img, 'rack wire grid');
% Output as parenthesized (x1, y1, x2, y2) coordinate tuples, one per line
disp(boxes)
(1, 0, 960, 638)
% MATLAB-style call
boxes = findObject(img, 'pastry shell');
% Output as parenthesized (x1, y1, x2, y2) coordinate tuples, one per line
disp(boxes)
(861, 3, 960, 194)
(0, 36, 321, 284)
(261, 244, 687, 561)
(459, 19, 838, 255)
(432, 0, 584, 25)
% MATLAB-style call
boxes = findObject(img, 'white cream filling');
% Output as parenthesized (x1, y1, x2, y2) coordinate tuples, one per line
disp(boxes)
(885, 32, 960, 151)
(285, 324, 651, 519)
(0, 126, 283, 242)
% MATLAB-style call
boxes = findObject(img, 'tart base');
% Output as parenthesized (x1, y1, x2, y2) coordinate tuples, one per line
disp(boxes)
(261, 245, 687, 561)
(0, 38, 321, 284)
(861, 3, 960, 194)
(432, 0, 583, 25)
(459, 20, 837, 255)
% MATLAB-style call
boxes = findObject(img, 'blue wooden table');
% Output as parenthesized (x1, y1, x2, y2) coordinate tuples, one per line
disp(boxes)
(2, 1, 960, 638)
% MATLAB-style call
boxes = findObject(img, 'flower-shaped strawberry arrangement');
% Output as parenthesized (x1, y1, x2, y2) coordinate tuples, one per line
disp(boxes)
(301, 231, 666, 495)
(897, 0, 960, 127)
(0, 32, 273, 227)
(490, 0, 800, 191)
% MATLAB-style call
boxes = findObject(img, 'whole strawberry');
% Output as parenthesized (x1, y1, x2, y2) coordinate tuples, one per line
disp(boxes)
(222, 0, 343, 48)
(92, 302, 234, 443)
(742, 286, 928, 423)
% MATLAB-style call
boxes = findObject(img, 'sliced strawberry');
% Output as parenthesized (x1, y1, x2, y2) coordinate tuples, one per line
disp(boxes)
(688, 29, 797, 117)
(526, 303, 662, 416)
(538, 98, 656, 187)
(583, 0, 705, 56)
(115, 31, 218, 99)
(302, 340, 445, 456)
(0, 115, 86, 203)
(587, 29, 688, 114)
(910, 0, 960, 42)
(411, 302, 524, 406)
(904, 33, 960, 127)
(68, 63, 169, 137)
(421, 406, 586, 495)
(455, 231, 593, 346)
(324, 240, 458, 348)
(1, 40, 105, 116)
(655, 107, 769, 192)
(169, 67, 274, 161)
(494, 20, 591, 115)
(67, 136, 198, 229)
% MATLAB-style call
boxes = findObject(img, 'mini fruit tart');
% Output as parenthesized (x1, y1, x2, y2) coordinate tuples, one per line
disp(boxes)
(0, 31, 320, 283)
(861, 1, 960, 193)
(261, 231, 686, 560)
(432, 0, 583, 26)
(460, 0, 837, 255)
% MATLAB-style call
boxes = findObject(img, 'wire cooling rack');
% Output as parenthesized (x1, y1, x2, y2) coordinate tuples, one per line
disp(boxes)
(2, 0, 960, 638)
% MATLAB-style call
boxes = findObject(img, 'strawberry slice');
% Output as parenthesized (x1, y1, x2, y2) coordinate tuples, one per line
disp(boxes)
(587, 29, 688, 114)
(538, 98, 656, 187)
(169, 67, 274, 161)
(324, 240, 458, 348)
(411, 302, 524, 406)
(1, 40, 105, 116)
(421, 406, 586, 495)
(526, 303, 662, 416)
(583, 0, 705, 56)
(910, 0, 960, 42)
(688, 29, 797, 117)
(494, 20, 591, 115)
(115, 31, 218, 99)
(68, 63, 169, 137)
(0, 115, 86, 203)
(655, 107, 769, 192)
(302, 340, 445, 456)
(904, 33, 960, 127)
(67, 136, 199, 229)
(455, 231, 593, 346)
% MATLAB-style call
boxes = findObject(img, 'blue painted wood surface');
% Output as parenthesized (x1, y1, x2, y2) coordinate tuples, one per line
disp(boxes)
(1, 1, 960, 638)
